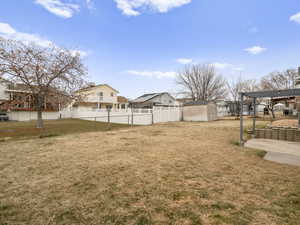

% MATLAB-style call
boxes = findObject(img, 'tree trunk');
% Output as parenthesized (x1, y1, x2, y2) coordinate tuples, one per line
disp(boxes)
(270, 107, 275, 119)
(36, 95, 44, 129)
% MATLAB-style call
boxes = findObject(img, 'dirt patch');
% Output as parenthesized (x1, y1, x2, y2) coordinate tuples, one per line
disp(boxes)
(271, 119, 298, 128)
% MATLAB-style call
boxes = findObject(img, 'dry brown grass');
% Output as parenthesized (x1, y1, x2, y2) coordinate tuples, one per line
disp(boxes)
(270, 119, 299, 128)
(0, 119, 300, 225)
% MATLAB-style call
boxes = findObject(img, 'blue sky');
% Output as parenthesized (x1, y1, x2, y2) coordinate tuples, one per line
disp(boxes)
(0, 0, 300, 98)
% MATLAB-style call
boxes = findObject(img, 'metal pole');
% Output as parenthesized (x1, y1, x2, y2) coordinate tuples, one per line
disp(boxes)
(252, 97, 257, 137)
(240, 93, 244, 146)
(131, 108, 133, 127)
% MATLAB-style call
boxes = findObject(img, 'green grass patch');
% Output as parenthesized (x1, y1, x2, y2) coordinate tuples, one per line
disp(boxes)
(0, 119, 131, 140)
(38, 133, 61, 139)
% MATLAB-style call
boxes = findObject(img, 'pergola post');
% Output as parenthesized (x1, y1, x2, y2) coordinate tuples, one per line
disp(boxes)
(252, 97, 257, 137)
(240, 93, 244, 146)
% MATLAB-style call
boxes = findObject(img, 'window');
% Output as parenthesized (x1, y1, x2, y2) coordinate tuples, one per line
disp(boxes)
(98, 92, 103, 100)
(111, 92, 114, 97)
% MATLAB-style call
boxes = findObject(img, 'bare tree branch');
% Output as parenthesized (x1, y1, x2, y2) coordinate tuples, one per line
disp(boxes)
(0, 38, 87, 128)
(176, 63, 227, 102)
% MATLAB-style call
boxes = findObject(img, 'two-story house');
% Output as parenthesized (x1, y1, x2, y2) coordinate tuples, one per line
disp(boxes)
(0, 78, 66, 112)
(73, 84, 119, 111)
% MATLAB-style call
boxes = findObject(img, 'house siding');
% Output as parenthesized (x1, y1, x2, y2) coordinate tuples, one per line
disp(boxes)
(0, 82, 9, 101)
(79, 85, 118, 104)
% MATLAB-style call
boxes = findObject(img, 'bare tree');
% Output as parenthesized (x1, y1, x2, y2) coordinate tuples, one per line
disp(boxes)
(177, 63, 227, 101)
(260, 69, 298, 118)
(261, 69, 297, 90)
(227, 76, 260, 116)
(227, 77, 259, 101)
(0, 38, 87, 128)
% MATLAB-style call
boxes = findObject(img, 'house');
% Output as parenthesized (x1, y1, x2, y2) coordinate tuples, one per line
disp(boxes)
(183, 101, 218, 121)
(73, 84, 119, 111)
(117, 96, 129, 109)
(0, 80, 64, 112)
(130, 92, 178, 108)
(0, 79, 9, 105)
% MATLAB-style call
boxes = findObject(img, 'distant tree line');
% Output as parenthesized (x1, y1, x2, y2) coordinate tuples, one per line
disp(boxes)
(176, 63, 299, 118)
(177, 63, 298, 101)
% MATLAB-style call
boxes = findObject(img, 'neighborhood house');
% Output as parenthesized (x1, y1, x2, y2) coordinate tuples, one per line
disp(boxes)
(131, 92, 179, 108)
(72, 84, 120, 111)
(0, 79, 64, 112)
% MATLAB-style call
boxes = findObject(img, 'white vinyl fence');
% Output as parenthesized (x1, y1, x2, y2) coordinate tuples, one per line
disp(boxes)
(8, 111, 61, 121)
(69, 107, 182, 125)
(8, 107, 183, 125)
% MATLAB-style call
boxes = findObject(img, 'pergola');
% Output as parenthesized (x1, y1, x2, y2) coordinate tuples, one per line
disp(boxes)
(239, 88, 300, 146)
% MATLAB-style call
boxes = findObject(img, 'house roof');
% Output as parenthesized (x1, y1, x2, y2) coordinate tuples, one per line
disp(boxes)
(131, 92, 174, 103)
(117, 96, 128, 103)
(76, 84, 119, 94)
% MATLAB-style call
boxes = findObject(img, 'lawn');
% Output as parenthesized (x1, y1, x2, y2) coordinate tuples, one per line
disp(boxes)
(0, 119, 300, 225)
(0, 119, 131, 140)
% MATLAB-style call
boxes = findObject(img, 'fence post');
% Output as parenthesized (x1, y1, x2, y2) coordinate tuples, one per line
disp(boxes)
(151, 109, 154, 124)
(128, 115, 130, 125)
(131, 108, 133, 126)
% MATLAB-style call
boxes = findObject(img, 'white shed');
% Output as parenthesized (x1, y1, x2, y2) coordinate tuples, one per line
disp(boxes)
(183, 101, 218, 121)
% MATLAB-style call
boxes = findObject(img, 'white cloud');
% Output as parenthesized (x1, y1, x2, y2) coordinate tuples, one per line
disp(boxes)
(0, 23, 16, 35)
(244, 46, 266, 55)
(127, 70, 176, 78)
(0, 22, 88, 57)
(213, 62, 244, 72)
(114, 0, 192, 16)
(290, 12, 300, 24)
(0, 22, 53, 47)
(213, 63, 233, 70)
(35, 0, 80, 18)
(177, 58, 193, 64)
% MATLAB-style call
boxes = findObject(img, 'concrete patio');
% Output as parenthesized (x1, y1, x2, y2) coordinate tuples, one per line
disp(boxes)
(245, 139, 300, 166)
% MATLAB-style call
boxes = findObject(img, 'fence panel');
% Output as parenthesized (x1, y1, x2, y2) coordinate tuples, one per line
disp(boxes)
(8, 107, 182, 124)
(153, 107, 182, 123)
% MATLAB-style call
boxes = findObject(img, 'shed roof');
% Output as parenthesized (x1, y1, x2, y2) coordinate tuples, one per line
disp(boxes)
(184, 100, 210, 106)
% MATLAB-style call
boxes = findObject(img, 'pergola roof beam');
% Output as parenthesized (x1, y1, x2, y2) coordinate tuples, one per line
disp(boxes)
(241, 88, 300, 98)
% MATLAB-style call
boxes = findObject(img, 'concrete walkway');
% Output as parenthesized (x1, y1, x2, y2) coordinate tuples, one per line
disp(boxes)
(245, 139, 300, 166)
